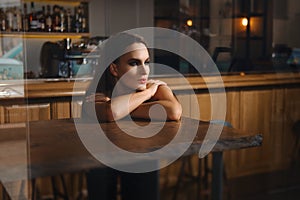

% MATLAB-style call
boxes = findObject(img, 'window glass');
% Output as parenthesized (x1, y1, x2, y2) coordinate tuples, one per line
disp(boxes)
(154, 0, 300, 74)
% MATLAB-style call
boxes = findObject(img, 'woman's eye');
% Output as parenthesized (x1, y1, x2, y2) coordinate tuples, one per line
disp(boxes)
(144, 61, 150, 65)
(128, 61, 139, 66)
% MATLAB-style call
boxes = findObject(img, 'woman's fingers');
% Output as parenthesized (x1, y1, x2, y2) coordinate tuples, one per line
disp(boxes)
(145, 80, 168, 98)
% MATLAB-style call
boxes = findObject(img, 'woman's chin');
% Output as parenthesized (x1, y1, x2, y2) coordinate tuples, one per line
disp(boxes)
(136, 85, 146, 91)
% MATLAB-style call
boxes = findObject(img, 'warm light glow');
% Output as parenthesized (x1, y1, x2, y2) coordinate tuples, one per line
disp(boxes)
(242, 18, 248, 27)
(186, 19, 193, 27)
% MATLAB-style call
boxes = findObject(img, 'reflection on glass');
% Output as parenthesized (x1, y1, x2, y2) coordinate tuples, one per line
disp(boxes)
(155, 0, 300, 74)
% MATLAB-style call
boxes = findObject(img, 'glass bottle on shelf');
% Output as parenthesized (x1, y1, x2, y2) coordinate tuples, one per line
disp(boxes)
(0, 8, 6, 31)
(52, 5, 61, 32)
(74, 5, 87, 33)
(23, 3, 29, 32)
(12, 7, 17, 31)
(80, 5, 87, 32)
(45, 5, 52, 32)
(6, 7, 13, 32)
(15, 7, 23, 32)
(59, 7, 66, 32)
(38, 6, 46, 32)
(73, 6, 80, 33)
(29, 2, 38, 31)
(66, 8, 72, 32)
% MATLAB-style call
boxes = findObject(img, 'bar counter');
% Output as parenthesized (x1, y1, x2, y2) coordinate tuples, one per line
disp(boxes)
(1, 72, 300, 99)
(1, 72, 300, 179)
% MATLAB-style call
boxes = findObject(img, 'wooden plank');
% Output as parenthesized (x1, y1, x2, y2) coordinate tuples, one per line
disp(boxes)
(283, 88, 300, 166)
(0, 106, 4, 124)
(232, 89, 279, 176)
(51, 102, 71, 119)
(4, 104, 50, 123)
(71, 101, 83, 118)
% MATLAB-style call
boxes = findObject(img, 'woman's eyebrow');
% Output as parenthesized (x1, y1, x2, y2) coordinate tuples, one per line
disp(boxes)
(127, 58, 150, 62)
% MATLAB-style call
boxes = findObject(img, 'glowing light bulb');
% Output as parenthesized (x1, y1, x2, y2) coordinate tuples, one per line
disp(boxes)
(186, 19, 193, 27)
(242, 18, 248, 27)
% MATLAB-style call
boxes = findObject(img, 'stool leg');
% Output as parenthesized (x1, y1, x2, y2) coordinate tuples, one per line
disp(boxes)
(172, 157, 188, 200)
(76, 172, 86, 200)
(196, 158, 202, 200)
(31, 179, 36, 200)
(212, 152, 223, 200)
(203, 156, 209, 199)
(60, 175, 69, 200)
(2, 184, 8, 200)
(51, 176, 59, 200)
(51, 175, 69, 200)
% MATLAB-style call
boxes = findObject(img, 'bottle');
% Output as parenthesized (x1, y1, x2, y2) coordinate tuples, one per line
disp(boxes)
(59, 7, 65, 32)
(12, 7, 18, 31)
(66, 8, 72, 32)
(16, 8, 23, 32)
(6, 7, 13, 32)
(74, 6, 85, 33)
(23, 3, 29, 32)
(0, 8, 6, 31)
(52, 5, 61, 32)
(29, 2, 38, 31)
(73, 7, 79, 33)
(81, 5, 87, 32)
(38, 6, 46, 31)
(45, 5, 52, 32)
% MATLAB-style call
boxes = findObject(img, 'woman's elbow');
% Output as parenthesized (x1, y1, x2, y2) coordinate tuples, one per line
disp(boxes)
(110, 111, 121, 121)
(167, 105, 182, 121)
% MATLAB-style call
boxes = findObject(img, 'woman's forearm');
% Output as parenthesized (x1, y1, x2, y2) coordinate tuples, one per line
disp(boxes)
(83, 89, 153, 122)
(130, 100, 182, 121)
(109, 89, 152, 120)
(83, 84, 182, 122)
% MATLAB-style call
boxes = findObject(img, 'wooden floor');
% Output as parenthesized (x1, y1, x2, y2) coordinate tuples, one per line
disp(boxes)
(1, 164, 299, 200)
(160, 164, 300, 200)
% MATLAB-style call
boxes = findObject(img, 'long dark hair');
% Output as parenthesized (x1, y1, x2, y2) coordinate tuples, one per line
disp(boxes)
(86, 32, 148, 98)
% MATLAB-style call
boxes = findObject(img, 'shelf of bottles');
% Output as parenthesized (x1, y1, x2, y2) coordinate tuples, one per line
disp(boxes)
(0, 0, 89, 38)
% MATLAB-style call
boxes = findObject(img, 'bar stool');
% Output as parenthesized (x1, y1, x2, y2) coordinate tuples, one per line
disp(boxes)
(172, 120, 232, 200)
(31, 175, 69, 200)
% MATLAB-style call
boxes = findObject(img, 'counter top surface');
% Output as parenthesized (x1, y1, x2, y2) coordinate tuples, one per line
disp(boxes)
(1, 72, 299, 99)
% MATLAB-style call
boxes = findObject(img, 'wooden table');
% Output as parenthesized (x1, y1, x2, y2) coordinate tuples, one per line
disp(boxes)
(0, 118, 262, 200)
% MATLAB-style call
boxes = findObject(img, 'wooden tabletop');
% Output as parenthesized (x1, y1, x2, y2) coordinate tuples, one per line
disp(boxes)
(0, 118, 262, 183)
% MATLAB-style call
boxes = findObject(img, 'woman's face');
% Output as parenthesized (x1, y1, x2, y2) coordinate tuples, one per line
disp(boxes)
(111, 42, 150, 91)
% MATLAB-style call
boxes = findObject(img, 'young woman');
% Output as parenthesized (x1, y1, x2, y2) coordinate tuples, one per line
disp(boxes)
(84, 32, 181, 122)
(82, 32, 182, 200)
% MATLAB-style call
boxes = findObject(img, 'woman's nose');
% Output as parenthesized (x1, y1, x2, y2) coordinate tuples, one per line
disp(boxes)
(139, 64, 148, 74)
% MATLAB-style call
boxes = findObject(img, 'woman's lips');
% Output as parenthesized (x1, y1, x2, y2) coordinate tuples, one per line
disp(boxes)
(138, 78, 147, 84)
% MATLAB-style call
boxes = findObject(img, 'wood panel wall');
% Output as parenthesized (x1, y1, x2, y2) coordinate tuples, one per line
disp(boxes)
(163, 86, 300, 180)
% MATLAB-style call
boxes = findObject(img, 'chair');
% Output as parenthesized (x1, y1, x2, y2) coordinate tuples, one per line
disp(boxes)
(212, 46, 257, 72)
(212, 47, 233, 72)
